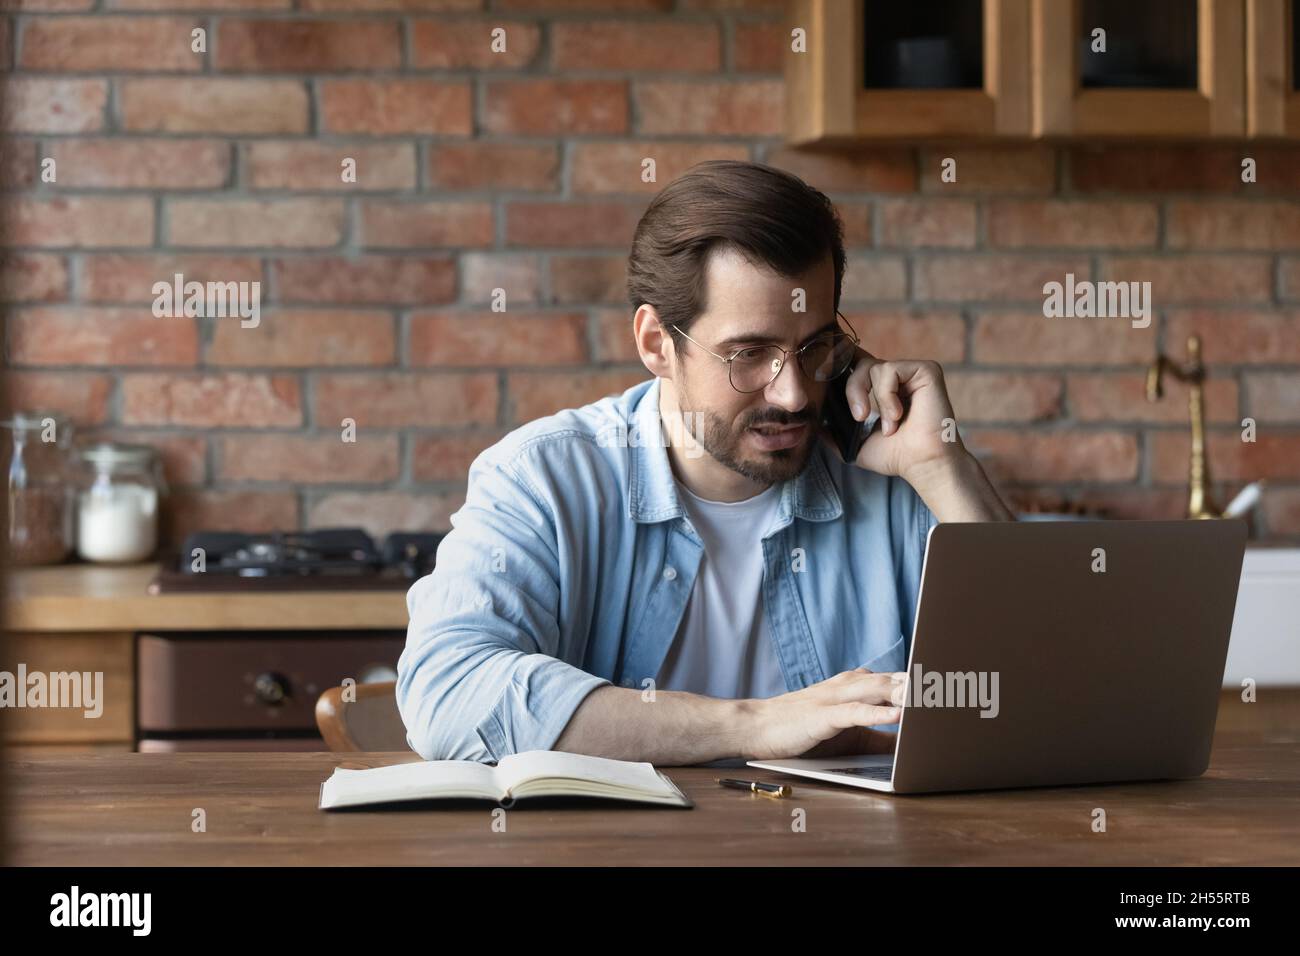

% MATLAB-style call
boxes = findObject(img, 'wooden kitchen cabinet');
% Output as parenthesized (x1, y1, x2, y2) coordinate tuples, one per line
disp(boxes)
(1246, 0, 1300, 135)
(786, 0, 1033, 144)
(1, 631, 134, 747)
(788, 0, 1258, 143)
(1034, 0, 1246, 137)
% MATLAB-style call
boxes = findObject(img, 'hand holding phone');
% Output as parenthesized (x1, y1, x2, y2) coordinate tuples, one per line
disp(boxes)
(820, 369, 881, 464)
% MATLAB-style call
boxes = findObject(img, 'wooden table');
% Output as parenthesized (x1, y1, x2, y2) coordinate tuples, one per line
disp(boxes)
(6, 729, 1298, 866)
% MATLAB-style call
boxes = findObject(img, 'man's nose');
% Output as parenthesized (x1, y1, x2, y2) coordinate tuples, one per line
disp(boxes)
(763, 355, 810, 415)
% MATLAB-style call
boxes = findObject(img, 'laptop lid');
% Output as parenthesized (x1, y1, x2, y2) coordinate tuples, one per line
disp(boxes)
(890, 519, 1247, 794)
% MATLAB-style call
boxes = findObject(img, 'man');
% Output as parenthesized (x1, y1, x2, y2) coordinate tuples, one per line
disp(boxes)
(397, 160, 1013, 765)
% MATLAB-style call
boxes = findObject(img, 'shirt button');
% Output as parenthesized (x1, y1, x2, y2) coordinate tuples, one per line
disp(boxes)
(662, 566, 677, 581)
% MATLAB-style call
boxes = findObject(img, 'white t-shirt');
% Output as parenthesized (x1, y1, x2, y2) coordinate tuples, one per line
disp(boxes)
(655, 480, 789, 701)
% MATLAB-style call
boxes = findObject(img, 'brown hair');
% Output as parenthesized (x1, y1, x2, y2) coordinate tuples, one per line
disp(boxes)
(626, 159, 847, 343)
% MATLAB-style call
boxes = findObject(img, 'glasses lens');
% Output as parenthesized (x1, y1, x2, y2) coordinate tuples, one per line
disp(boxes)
(800, 333, 856, 382)
(729, 346, 784, 392)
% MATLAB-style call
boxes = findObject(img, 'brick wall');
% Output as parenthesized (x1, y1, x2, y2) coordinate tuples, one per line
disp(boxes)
(1, 0, 1299, 544)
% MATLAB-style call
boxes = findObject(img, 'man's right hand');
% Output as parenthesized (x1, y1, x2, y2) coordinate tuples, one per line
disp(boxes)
(741, 667, 907, 760)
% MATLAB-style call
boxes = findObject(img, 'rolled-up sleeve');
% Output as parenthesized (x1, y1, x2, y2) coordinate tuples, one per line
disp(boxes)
(396, 448, 611, 762)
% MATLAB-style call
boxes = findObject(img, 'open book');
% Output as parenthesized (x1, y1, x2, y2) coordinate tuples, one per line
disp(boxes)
(318, 750, 693, 810)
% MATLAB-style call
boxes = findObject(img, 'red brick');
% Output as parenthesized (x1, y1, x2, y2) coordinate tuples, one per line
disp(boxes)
(1102, 256, 1271, 304)
(313, 373, 498, 427)
(634, 80, 780, 135)
(360, 201, 493, 248)
(593, 309, 640, 363)
(1166, 201, 1300, 250)
(1070, 146, 1247, 193)
(944, 372, 1063, 423)
(1261, 486, 1300, 535)
(319, 79, 472, 135)
(108, 0, 289, 8)
(2, 197, 153, 247)
(484, 79, 627, 135)
(428, 143, 559, 191)
(208, 309, 395, 367)
(167, 199, 345, 248)
(842, 309, 966, 363)
(46, 139, 229, 188)
(164, 490, 298, 543)
(409, 312, 588, 367)
(0, 138, 37, 187)
(919, 147, 1055, 194)
(988, 201, 1159, 248)
(80, 255, 262, 303)
(913, 255, 1090, 303)
(246, 142, 415, 191)
(215, 19, 400, 72)
(21, 16, 201, 71)
(679, 0, 787, 11)
(271, 256, 456, 305)
(307, 491, 465, 538)
(571, 142, 749, 195)
(733, 20, 784, 72)
(120, 79, 308, 134)
(1007, 486, 1187, 521)
(1245, 372, 1300, 423)
(840, 256, 908, 302)
(461, 253, 543, 305)
(217, 434, 399, 483)
(7, 306, 197, 366)
(550, 255, 625, 304)
(1, 78, 107, 133)
(506, 369, 649, 423)
(4, 371, 112, 425)
(1068, 373, 1239, 424)
(1165, 310, 1300, 364)
(963, 430, 1139, 482)
(1282, 258, 1300, 301)
(122, 373, 302, 426)
(0, 0, 95, 9)
(838, 203, 874, 246)
(411, 430, 508, 482)
(298, 0, 479, 8)
(504, 201, 641, 248)
(1151, 432, 1300, 483)
(972, 310, 1157, 365)
(552, 21, 720, 71)
(877, 199, 976, 248)
(0, 16, 10, 69)
(0, 253, 68, 302)
(763, 148, 916, 193)
(410, 18, 540, 68)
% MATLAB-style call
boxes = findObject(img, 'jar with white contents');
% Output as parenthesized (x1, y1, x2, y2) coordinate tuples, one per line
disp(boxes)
(73, 443, 166, 564)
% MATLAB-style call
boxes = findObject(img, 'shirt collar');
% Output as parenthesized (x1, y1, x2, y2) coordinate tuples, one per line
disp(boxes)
(626, 376, 843, 530)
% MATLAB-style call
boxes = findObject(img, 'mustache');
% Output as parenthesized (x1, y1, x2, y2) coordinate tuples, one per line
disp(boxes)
(744, 408, 818, 429)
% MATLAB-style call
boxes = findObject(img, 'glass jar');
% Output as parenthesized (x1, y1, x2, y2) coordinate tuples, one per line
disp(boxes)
(2, 411, 75, 566)
(73, 443, 166, 564)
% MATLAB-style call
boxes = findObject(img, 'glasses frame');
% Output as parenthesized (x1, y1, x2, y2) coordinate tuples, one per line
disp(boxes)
(670, 311, 861, 394)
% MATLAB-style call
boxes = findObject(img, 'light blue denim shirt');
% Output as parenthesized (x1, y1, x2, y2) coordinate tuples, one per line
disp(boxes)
(397, 375, 938, 762)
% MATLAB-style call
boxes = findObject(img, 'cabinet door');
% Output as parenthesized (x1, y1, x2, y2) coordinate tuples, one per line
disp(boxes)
(1033, 0, 1246, 136)
(786, 0, 1032, 144)
(1247, 0, 1300, 135)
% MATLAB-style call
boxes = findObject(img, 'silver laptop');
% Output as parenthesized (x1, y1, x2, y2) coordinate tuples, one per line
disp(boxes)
(747, 519, 1248, 794)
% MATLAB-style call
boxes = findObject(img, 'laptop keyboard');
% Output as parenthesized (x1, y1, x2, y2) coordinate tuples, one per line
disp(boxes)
(825, 765, 893, 780)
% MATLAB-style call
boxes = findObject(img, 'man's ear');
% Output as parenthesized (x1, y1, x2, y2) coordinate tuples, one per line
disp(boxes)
(633, 305, 674, 378)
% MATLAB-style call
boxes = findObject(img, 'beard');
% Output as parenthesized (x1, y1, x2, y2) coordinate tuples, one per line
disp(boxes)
(677, 380, 820, 485)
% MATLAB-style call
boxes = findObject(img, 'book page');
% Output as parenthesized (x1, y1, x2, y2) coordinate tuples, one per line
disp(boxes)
(321, 760, 498, 808)
(496, 750, 670, 796)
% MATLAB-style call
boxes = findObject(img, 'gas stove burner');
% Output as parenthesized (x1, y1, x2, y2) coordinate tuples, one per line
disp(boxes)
(148, 527, 446, 593)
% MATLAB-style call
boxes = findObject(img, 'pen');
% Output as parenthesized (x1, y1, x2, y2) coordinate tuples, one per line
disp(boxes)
(717, 777, 792, 798)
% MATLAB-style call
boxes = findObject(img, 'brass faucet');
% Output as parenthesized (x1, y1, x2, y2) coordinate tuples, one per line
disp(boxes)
(1146, 334, 1220, 519)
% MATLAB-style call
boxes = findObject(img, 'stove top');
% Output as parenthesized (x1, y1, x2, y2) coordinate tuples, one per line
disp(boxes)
(148, 528, 445, 593)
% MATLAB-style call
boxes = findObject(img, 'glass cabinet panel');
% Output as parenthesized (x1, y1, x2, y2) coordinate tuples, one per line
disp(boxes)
(862, 0, 984, 89)
(1079, 0, 1197, 89)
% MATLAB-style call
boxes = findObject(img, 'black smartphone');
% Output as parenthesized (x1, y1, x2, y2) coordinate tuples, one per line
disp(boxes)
(820, 369, 880, 464)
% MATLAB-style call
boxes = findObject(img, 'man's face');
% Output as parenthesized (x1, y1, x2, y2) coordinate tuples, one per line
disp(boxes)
(668, 248, 838, 485)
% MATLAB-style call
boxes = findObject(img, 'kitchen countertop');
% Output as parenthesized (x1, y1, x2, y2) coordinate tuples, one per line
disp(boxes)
(3, 562, 410, 632)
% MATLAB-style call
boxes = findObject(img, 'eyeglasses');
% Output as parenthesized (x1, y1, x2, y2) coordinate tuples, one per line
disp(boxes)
(670, 312, 860, 394)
